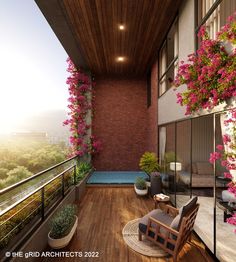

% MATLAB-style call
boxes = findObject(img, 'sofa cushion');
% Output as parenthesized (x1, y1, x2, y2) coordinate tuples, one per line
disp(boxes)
(139, 209, 173, 235)
(196, 162, 213, 175)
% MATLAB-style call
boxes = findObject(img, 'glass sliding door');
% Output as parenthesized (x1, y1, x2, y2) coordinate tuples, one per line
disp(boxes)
(191, 115, 214, 253)
(158, 109, 236, 260)
(215, 113, 236, 262)
(159, 123, 176, 205)
(176, 120, 191, 208)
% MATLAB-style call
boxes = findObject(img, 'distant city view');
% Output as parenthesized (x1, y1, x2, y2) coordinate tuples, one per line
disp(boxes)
(0, 0, 70, 192)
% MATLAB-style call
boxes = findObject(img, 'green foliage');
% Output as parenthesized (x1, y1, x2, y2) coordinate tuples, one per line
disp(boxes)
(135, 177, 147, 190)
(0, 166, 32, 190)
(76, 162, 93, 182)
(0, 140, 68, 189)
(49, 204, 77, 239)
(0, 168, 9, 180)
(139, 152, 159, 175)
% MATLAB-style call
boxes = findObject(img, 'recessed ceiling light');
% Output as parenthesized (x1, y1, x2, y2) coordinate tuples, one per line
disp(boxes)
(119, 25, 125, 30)
(117, 56, 125, 62)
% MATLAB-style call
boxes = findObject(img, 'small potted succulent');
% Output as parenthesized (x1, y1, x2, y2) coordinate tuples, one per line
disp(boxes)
(134, 177, 148, 196)
(48, 204, 78, 249)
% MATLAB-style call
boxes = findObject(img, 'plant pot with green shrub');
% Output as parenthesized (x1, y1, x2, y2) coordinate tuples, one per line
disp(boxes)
(134, 177, 148, 196)
(48, 204, 78, 249)
(139, 152, 160, 186)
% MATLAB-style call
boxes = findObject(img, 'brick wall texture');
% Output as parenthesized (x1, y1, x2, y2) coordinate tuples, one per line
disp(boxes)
(92, 71, 158, 170)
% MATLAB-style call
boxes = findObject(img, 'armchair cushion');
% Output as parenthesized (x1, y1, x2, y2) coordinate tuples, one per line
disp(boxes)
(181, 196, 198, 217)
(139, 209, 173, 235)
(170, 207, 183, 231)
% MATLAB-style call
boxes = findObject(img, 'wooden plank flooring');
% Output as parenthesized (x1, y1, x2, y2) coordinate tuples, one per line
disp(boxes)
(41, 187, 213, 262)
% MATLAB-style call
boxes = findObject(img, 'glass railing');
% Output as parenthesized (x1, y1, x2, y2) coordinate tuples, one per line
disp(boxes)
(0, 155, 78, 254)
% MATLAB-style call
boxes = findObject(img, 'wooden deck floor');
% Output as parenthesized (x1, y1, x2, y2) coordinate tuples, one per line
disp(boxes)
(42, 187, 213, 262)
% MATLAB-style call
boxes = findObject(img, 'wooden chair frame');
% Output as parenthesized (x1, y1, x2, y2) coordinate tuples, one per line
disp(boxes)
(139, 204, 199, 262)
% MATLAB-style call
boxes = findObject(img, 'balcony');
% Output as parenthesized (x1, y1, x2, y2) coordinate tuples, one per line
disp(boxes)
(0, 164, 213, 261)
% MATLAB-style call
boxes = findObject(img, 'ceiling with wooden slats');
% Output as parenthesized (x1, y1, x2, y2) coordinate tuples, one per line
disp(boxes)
(36, 0, 182, 76)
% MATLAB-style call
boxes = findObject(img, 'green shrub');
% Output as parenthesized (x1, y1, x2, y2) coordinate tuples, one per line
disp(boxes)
(49, 204, 77, 239)
(139, 152, 159, 175)
(76, 162, 93, 182)
(135, 177, 147, 190)
(0, 168, 9, 180)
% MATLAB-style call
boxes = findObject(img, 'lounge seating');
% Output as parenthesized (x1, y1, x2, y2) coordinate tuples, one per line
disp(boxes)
(179, 162, 214, 187)
(138, 196, 199, 262)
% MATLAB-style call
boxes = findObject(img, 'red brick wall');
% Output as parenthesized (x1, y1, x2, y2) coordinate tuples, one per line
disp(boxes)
(147, 62, 158, 154)
(92, 77, 148, 171)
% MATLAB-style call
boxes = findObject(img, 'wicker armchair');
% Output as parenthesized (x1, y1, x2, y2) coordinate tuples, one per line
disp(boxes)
(139, 197, 199, 262)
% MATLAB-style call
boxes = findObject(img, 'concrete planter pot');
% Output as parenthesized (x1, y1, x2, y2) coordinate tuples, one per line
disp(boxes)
(134, 185, 148, 196)
(75, 172, 91, 201)
(48, 216, 78, 249)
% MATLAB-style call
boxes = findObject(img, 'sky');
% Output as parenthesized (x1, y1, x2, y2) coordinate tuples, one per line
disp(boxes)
(0, 0, 69, 133)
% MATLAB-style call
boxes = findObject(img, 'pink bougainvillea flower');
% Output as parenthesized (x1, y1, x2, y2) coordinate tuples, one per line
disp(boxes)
(63, 57, 102, 157)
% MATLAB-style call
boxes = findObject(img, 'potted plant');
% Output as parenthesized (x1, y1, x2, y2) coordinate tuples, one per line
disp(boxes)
(134, 177, 148, 196)
(76, 162, 93, 182)
(48, 204, 78, 249)
(139, 152, 160, 187)
(150, 172, 162, 196)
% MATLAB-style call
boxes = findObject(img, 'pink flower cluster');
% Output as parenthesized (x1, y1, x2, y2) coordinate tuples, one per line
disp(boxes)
(217, 12, 236, 44)
(174, 13, 236, 115)
(63, 58, 101, 157)
(209, 108, 236, 231)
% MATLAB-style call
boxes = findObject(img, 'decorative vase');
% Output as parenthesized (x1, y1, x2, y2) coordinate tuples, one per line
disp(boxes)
(48, 216, 78, 249)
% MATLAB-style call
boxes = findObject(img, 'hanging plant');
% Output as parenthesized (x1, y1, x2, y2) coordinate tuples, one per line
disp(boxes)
(209, 108, 236, 232)
(217, 12, 236, 45)
(63, 58, 101, 157)
(174, 13, 236, 115)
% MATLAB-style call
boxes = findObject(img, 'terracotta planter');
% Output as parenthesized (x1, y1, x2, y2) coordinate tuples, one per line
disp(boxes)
(48, 216, 78, 249)
(134, 185, 148, 196)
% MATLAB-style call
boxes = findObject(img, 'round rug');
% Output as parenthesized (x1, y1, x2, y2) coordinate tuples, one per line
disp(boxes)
(122, 219, 168, 257)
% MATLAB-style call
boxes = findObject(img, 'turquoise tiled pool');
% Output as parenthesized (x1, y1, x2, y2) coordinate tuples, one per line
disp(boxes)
(87, 171, 148, 184)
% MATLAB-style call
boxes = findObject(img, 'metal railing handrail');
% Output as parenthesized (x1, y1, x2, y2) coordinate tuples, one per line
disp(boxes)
(0, 155, 78, 195)
(0, 165, 76, 217)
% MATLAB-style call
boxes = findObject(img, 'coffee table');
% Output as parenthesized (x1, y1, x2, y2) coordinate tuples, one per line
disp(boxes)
(153, 194, 170, 209)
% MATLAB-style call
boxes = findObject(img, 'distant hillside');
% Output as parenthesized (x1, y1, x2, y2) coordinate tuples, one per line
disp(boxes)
(16, 110, 70, 139)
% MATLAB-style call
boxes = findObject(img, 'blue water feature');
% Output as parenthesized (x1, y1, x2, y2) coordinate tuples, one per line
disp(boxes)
(87, 171, 148, 184)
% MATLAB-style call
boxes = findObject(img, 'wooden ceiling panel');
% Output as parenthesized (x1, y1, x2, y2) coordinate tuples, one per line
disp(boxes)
(36, 0, 182, 76)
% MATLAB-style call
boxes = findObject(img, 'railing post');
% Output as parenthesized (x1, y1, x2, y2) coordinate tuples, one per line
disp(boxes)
(62, 173, 65, 197)
(74, 165, 77, 185)
(41, 187, 45, 221)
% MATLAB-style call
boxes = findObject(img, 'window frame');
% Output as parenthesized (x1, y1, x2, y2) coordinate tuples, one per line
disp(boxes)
(158, 17, 179, 98)
(195, 0, 222, 48)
